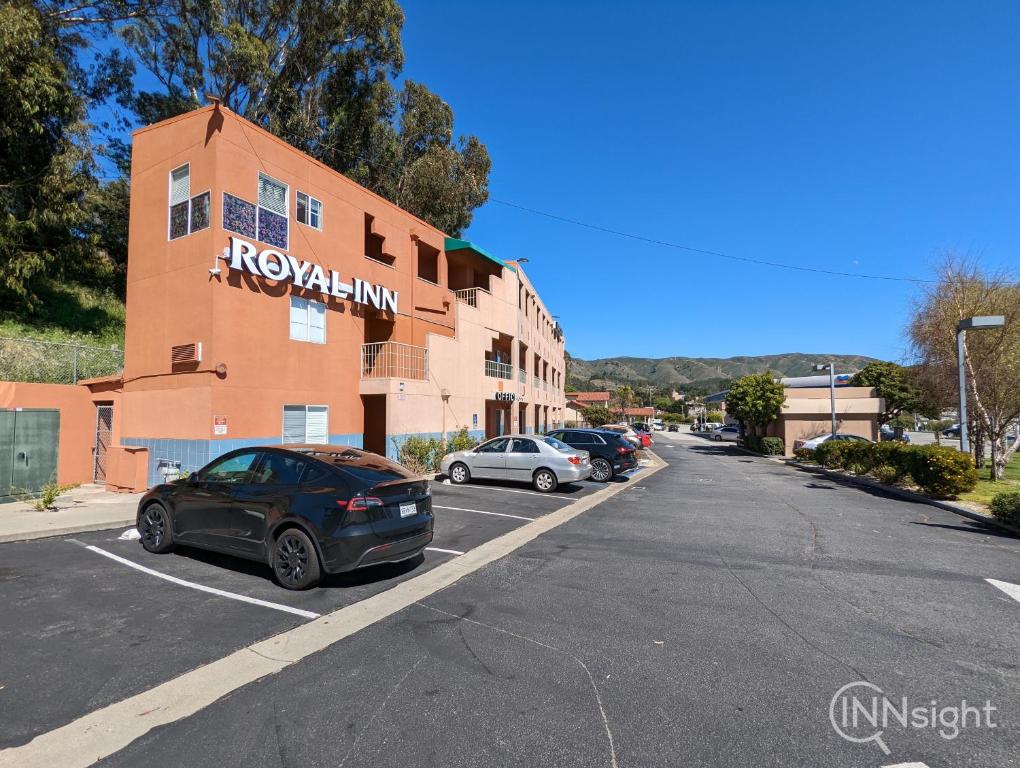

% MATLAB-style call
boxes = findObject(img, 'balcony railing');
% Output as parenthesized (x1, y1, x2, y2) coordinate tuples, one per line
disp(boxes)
(361, 342, 428, 380)
(485, 360, 513, 380)
(518, 368, 526, 384)
(454, 288, 479, 308)
(533, 375, 541, 389)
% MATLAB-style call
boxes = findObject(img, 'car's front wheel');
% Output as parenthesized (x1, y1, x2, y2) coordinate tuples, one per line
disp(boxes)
(449, 462, 470, 485)
(590, 457, 613, 483)
(272, 528, 321, 590)
(533, 469, 558, 493)
(139, 502, 174, 553)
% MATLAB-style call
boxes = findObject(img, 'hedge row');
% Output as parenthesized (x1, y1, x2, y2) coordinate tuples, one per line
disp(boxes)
(796, 440, 978, 499)
(743, 435, 785, 456)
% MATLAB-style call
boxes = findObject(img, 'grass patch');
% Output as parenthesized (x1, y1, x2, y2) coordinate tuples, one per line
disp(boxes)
(0, 280, 125, 348)
(959, 453, 1020, 507)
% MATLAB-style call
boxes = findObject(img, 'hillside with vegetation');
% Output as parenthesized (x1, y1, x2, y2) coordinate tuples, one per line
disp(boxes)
(566, 352, 880, 393)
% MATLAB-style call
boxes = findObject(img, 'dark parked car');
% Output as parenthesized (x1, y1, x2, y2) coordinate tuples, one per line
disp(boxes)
(879, 425, 911, 443)
(136, 445, 433, 589)
(546, 428, 638, 482)
(667, 424, 679, 432)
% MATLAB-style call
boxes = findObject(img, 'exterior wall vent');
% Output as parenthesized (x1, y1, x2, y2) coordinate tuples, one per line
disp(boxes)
(171, 342, 203, 365)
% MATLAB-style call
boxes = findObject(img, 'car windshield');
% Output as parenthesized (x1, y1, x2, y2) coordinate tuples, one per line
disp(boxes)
(541, 436, 573, 453)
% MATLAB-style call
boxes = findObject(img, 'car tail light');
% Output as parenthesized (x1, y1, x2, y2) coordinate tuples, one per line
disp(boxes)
(616, 446, 633, 455)
(345, 494, 383, 523)
(568, 455, 581, 465)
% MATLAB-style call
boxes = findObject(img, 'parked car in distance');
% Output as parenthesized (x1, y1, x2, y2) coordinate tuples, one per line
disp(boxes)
(441, 435, 591, 492)
(879, 425, 911, 443)
(600, 424, 643, 448)
(136, 445, 434, 590)
(546, 428, 638, 482)
(712, 425, 741, 442)
(793, 433, 875, 452)
(667, 424, 680, 432)
(942, 424, 961, 438)
(632, 422, 650, 433)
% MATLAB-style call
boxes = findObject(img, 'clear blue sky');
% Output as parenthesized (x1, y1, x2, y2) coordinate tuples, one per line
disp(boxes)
(398, 0, 1020, 362)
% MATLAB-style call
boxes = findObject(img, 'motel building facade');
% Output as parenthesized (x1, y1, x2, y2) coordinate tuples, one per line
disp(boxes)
(2, 105, 567, 492)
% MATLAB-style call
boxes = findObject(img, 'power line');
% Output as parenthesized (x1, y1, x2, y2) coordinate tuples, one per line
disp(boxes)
(490, 198, 935, 284)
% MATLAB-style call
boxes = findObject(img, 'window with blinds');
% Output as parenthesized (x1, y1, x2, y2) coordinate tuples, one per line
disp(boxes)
(289, 296, 325, 343)
(168, 164, 209, 240)
(258, 173, 288, 215)
(282, 405, 328, 444)
(170, 165, 190, 205)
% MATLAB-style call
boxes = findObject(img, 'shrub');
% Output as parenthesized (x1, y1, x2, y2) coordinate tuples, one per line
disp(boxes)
(872, 465, 901, 485)
(395, 435, 444, 474)
(901, 445, 978, 499)
(760, 437, 785, 456)
(793, 447, 815, 462)
(743, 434, 761, 452)
(989, 491, 1020, 526)
(13, 476, 78, 511)
(447, 427, 478, 453)
(814, 440, 852, 469)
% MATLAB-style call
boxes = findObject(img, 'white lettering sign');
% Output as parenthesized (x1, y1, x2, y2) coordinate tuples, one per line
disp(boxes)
(225, 237, 398, 313)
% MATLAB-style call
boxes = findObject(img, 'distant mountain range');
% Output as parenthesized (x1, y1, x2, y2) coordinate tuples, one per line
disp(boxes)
(566, 353, 881, 393)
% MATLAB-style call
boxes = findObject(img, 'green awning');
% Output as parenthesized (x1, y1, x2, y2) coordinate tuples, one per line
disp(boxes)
(444, 237, 515, 271)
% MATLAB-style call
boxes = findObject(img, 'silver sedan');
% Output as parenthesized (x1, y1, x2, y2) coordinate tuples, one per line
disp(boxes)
(440, 435, 592, 492)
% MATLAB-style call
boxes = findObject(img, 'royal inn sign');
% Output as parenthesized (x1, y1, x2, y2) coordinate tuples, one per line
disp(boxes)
(222, 236, 398, 313)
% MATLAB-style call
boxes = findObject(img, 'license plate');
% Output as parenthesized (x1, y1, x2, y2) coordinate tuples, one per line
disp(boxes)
(399, 502, 417, 518)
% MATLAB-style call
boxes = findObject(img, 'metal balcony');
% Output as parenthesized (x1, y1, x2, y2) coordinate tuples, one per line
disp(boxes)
(485, 360, 513, 380)
(361, 342, 429, 380)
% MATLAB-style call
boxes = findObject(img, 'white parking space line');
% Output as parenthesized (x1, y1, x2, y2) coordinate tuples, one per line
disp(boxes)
(882, 763, 930, 767)
(438, 482, 575, 500)
(987, 578, 1020, 604)
(426, 547, 465, 556)
(433, 505, 535, 522)
(80, 545, 321, 620)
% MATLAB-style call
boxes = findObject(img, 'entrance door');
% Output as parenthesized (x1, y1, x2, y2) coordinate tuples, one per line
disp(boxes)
(93, 404, 113, 482)
(362, 395, 386, 456)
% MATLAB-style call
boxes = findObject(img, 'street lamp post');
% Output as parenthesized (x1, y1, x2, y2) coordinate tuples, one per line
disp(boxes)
(956, 316, 1006, 455)
(813, 363, 837, 439)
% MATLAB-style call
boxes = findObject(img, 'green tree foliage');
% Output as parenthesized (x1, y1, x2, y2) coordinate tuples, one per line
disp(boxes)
(121, 0, 489, 235)
(583, 405, 611, 427)
(849, 361, 932, 425)
(726, 373, 785, 433)
(0, 1, 135, 310)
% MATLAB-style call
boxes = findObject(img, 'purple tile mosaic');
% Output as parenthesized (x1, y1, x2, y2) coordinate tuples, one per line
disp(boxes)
(257, 207, 288, 249)
(190, 192, 210, 232)
(169, 202, 189, 239)
(223, 193, 256, 238)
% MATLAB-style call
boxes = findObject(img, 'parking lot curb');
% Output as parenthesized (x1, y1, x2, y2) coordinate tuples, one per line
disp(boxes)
(0, 518, 137, 544)
(0, 454, 668, 768)
(785, 460, 1019, 537)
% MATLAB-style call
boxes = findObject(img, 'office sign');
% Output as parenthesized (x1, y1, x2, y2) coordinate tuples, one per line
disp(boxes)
(495, 392, 517, 402)
(223, 236, 398, 313)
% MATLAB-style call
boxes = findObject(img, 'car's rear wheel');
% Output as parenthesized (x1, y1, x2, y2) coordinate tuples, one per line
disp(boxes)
(533, 468, 558, 493)
(590, 457, 613, 483)
(449, 462, 470, 485)
(139, 502, 174, 553)
(272, 528, 321, 590)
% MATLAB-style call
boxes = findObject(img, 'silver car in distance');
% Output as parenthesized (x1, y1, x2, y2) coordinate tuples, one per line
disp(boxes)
(441, 435, 592, 492)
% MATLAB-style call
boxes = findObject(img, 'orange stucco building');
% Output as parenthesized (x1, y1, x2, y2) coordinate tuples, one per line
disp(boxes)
(94, 105, 565, 487)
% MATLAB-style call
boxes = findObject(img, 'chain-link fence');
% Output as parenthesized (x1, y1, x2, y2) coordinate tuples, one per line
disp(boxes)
(0, 337, 124, 384)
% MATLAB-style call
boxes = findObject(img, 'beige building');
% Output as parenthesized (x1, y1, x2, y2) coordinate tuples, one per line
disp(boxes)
(762, 386, 884, 456)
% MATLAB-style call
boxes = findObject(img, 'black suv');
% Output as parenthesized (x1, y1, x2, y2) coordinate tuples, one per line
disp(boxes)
(546, 428, 638, 482)
(136, 445, 433, 589)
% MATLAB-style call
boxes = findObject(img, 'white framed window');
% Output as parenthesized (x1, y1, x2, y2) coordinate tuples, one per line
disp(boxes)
(170, 165, 190, 205)
(296, 191, 323, 230)
(282, 405, 329, 444)
(256, 172, 289, 249)
(289, 296, 326, 343)
(168, 164, 211, 240)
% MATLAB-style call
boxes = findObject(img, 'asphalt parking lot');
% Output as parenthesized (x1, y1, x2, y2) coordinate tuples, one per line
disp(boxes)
(0, 469, 634, 749)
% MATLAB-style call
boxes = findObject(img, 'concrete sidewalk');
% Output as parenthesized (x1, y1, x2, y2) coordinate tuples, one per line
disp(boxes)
(0, 485, 141, 543)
